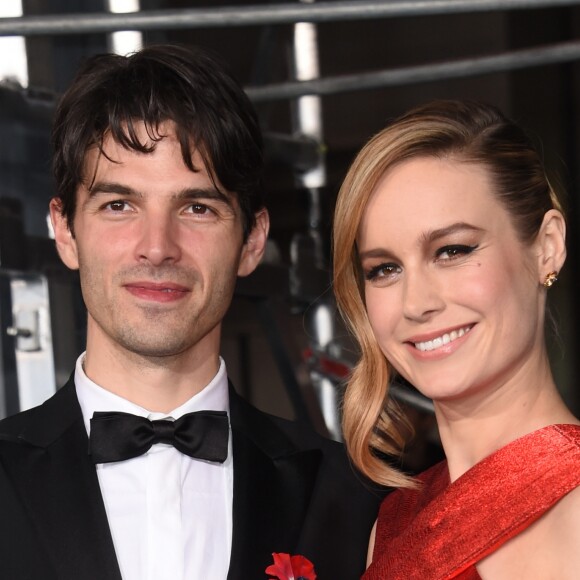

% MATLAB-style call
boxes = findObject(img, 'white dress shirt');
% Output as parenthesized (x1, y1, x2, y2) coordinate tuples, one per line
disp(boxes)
(75, 354, 234, 580)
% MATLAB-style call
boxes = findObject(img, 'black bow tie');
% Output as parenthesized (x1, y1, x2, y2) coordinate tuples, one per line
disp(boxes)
(89, 410, 229, 464)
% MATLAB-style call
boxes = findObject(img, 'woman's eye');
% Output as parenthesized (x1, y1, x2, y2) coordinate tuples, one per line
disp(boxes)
(436, 244, 478, 260)
(365, 263, 401, 281)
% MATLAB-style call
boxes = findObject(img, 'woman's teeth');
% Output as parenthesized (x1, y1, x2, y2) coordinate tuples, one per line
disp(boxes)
(414, 326, 472, 352)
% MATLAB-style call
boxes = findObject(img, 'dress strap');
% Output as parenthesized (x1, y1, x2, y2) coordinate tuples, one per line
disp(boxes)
(365, 424, 580, 580)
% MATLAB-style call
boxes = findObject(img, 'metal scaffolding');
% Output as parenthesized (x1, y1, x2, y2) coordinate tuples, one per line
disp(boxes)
(247, 40, 580, 101)
(0, 0, 580, 37)
(1, 1, 579, 102)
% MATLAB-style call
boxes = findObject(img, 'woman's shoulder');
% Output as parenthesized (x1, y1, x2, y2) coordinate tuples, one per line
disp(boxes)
(477, 481, 580, 579)
(542, 483, 580, 567)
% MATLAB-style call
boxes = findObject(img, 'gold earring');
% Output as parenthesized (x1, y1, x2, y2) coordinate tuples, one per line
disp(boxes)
(543, 271, 558, 288)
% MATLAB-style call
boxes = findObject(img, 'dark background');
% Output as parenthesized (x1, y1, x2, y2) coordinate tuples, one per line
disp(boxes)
(2, 0, 580, 470)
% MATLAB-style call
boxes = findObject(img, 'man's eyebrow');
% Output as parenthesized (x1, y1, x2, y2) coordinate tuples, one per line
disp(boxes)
(358, 222, 483, 261)
(87, 182, 235, 208)
(88, 181, 136, 197)
(173, 187, 234, 208)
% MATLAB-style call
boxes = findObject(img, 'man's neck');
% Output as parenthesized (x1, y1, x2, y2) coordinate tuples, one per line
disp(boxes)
(83, 340, 221, 413)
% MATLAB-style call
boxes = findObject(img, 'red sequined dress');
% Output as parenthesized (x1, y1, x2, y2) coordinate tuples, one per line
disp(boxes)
(363, 424, 580, 580)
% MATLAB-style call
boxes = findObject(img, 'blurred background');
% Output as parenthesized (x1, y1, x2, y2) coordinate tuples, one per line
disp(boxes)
(1, 0, 579, 473)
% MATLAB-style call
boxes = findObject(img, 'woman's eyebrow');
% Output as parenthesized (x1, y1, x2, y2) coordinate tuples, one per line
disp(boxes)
(419, 222, 484, 245)
(358, 247, 397, 262)
(358, 222, 483, 261)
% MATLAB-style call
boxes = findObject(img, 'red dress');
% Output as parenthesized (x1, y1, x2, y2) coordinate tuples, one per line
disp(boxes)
(363, 424, 580, 580)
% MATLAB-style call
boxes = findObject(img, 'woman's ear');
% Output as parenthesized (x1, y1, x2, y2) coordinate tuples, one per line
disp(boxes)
(536, 209, 566, 282)
(49, 198, 80, 270)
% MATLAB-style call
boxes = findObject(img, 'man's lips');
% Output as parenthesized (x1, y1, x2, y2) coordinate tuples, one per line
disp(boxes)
(123, 281, 190, 303)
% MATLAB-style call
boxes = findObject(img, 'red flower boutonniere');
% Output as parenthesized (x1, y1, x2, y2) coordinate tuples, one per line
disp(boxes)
(265, 552, 317, 580)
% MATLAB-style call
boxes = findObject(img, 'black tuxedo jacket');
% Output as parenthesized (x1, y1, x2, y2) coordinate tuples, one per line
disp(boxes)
(0, 377, 381, 579)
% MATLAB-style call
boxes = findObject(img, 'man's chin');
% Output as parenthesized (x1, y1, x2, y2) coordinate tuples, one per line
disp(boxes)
(122, 343, 191, 360)
(111, 328, 194, 360)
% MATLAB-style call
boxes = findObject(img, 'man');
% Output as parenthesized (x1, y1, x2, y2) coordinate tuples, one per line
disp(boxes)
(0, 45, 379, 579)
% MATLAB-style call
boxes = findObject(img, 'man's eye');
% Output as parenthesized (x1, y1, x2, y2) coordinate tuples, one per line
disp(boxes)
(105, 201, 129, 212)
(186, 204, 214, 216)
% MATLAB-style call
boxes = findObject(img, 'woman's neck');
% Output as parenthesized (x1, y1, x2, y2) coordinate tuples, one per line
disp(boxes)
(434, 365, 578, 482)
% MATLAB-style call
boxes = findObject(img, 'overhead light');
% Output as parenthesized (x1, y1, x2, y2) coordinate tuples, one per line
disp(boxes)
(0, 0, 28, 88)
(107, 0, 143, 56)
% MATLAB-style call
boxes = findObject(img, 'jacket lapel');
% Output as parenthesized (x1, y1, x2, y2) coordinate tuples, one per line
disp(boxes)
(4, 379, 122, 580)
(227, 385, 321, 580)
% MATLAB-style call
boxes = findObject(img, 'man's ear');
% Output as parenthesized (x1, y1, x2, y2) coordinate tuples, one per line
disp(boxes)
(536, 209, 566, 282)
(238, 209, 270, 277)
(49, 198, 79, 271)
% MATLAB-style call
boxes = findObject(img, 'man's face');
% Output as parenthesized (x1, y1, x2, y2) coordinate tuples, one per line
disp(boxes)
(50, 122, 268, 366)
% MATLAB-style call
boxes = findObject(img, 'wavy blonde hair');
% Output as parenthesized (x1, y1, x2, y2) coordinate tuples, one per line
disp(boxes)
(333, 100, 563, 488)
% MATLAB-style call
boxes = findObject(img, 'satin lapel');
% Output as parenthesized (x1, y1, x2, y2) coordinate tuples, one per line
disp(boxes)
(4, 379, 122, 580)
(227, 386, 321, 580)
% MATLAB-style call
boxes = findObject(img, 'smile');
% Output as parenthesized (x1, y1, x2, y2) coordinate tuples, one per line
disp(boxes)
(413, 325, 473, 352)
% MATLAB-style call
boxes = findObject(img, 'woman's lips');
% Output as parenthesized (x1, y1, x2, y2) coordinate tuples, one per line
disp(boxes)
(404, 324, 475, 359)
(411, 324, 474, 352)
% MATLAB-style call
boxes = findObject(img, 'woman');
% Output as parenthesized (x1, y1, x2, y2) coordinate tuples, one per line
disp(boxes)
(333, 100, 580, 579)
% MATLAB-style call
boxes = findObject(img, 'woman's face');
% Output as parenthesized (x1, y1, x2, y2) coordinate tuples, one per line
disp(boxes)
(357, 156, 546, 403)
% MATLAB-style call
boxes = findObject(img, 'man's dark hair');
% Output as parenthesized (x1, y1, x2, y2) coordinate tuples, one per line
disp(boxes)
(51, 44, 264, 238)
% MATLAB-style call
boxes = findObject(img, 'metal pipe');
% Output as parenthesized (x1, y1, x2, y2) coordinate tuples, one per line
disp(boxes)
(390, 383, 435, 415)
(246, 39, 580, 102)
(292, 12, 325, 189)
(1, 0, 580, 37)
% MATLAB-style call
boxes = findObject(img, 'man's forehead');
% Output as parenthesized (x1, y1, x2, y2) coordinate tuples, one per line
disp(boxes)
(83, 123, 219, 180)
(78, 134, 240, 209)
(92, 123, 195, 160)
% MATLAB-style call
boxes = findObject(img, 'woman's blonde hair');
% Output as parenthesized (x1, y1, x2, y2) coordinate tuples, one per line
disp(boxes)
(333, 100, 563, 488)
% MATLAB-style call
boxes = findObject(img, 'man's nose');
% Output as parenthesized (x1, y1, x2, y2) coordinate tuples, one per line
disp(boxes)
(134, 213, 182, 266)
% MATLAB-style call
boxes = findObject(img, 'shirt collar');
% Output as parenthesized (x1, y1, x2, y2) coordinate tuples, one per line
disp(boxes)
(75, 353, 230, 435)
